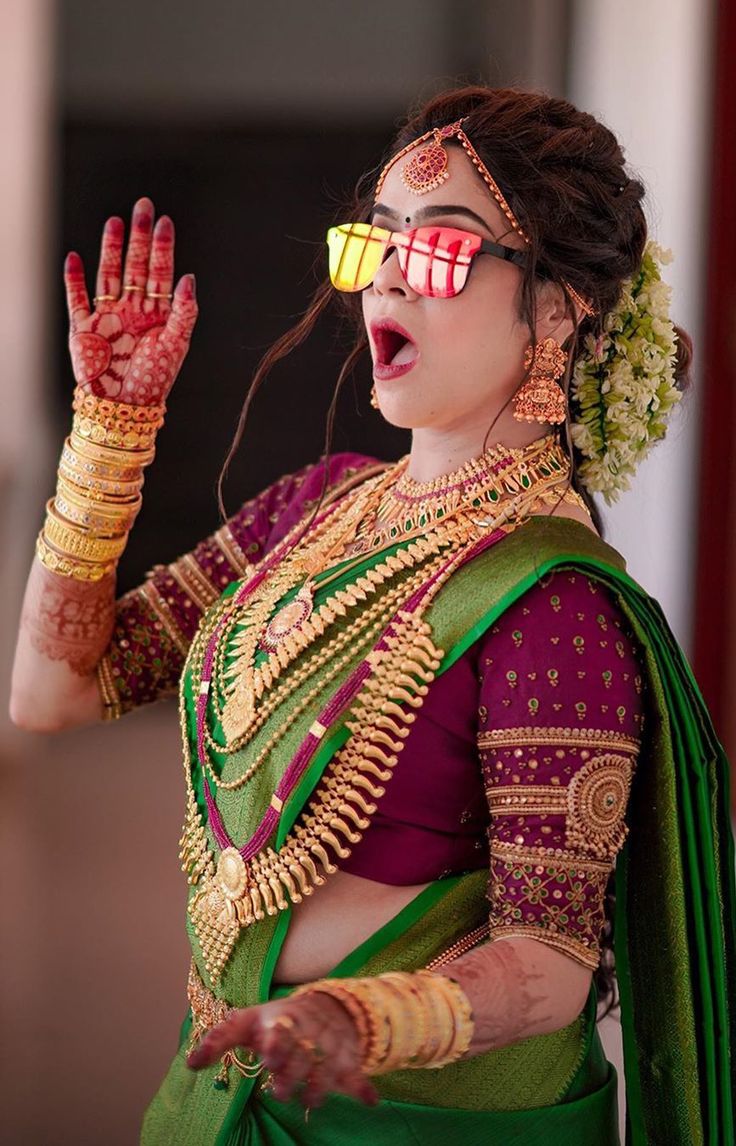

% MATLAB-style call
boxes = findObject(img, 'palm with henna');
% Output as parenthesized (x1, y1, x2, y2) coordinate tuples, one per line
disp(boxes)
(187, 992, 378, 1110)
(10, 197, 198, 729)
(64, 195, 198, 404)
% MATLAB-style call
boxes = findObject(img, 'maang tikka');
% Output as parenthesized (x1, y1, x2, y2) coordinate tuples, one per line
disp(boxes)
(513, 338, 568, 425)
(373, 117, 597, 323)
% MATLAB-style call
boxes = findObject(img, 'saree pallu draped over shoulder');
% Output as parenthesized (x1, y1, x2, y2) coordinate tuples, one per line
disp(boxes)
(141, 517, 736, 1146)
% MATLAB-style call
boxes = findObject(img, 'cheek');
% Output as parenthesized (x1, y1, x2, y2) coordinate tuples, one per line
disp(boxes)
(429, 292, 521, 367)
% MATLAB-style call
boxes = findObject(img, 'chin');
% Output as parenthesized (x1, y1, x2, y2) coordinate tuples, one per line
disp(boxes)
(373, 391, 443, 431)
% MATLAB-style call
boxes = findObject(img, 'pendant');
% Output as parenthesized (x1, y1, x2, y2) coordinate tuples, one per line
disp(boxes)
(189, 848, 264, 985)
(220, 682, 256, 744)
(261, 583, 314, 652)
(189, 876, 241, 988)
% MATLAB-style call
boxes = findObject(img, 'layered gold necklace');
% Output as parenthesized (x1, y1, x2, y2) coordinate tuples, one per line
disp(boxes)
(214, 432, 572, 747)
(180, 433, 575, 986)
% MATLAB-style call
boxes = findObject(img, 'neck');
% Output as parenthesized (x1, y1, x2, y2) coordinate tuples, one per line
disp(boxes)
(405, 416, 556, 483)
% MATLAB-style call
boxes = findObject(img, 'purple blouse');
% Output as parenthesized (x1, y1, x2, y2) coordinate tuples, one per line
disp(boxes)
(99, 454, 645, 970)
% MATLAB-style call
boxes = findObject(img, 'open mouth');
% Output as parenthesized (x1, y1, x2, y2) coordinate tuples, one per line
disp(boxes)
(372, 326, 419, 367)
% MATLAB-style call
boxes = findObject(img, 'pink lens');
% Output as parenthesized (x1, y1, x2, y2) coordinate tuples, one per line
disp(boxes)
(396, 227, 480, 297)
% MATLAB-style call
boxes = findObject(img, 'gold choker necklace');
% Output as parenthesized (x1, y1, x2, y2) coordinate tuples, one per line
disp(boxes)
(344, 433, 569, 557)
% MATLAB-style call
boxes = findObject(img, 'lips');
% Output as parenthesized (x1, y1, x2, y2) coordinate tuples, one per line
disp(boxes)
(370, 319, 419, 367)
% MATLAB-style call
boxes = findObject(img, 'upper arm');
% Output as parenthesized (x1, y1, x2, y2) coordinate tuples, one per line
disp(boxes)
(476, 567, 645, 975)
(96, 453, 384, 719)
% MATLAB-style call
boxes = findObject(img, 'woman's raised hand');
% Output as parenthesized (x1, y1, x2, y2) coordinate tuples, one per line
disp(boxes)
(63, 196, 198, 407)
(186, 994, 379, 1110)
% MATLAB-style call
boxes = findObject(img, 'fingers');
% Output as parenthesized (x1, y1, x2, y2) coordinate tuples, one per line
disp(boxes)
(186, 1009, 258, 1069)
(303, 1066, 378, 1110)
(160, 274, 198, 365)
(187, 999, 379, 1108)
(64, 252, 90, 324)
(146, 215, 175, 300)
(121, 197, 154, 297)
(95, 216, 124, 302)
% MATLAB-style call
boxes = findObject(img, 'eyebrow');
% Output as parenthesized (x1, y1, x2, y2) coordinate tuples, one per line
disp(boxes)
(370, 201, 498, 237)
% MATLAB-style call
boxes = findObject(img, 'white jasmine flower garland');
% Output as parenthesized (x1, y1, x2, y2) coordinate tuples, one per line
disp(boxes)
(569, 241, 682, 505)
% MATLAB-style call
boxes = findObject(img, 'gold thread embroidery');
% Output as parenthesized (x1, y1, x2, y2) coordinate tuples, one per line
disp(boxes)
(487, 849, 611, 966)
(490, 840, 612, 873)
(213, 523, 251, 575)
(486, 785, 568, 816)
(96, 652, 123, 720)
(489, 926, 601, 970)
(477, 726, 640, 753)
(137, 581, 191, 657)
(566, 752, 634, 860)
(169, 552, 220, 611)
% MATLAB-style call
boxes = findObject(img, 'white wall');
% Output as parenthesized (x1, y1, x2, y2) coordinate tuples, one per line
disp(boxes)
(569, 0, 713, 652)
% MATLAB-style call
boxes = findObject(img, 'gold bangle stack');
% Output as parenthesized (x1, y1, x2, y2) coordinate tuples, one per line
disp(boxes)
(292, 969, 474, 1075)
(36, 385, 165, 582)
(35, 533, 117, 582)
(71, 388, 165, 451)
(54, 485, 143, 534)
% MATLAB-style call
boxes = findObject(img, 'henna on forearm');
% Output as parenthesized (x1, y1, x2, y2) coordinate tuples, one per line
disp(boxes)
(20, 560, 117, 676)
(443, 936, 589, 1056)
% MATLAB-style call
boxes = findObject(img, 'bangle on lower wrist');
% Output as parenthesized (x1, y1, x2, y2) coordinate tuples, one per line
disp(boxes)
(291, 969, 474, 1075)
(35, 532, 117, 581)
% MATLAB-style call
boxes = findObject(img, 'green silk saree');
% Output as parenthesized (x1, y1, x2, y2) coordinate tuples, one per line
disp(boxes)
(141, 517, 735, 1145)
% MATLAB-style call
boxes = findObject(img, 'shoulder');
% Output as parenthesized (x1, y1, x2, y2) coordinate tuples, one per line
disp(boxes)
(478, 566, 645, 685)
(476, 566, 646, 739)
(229, 446, 387, 554)
(275, 451, 389, 513)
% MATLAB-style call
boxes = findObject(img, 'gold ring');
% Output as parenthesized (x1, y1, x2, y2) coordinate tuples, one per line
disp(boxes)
(123, 284, 146, 292)
(148, 291, 173, 300)
(93, 295, 117, 303)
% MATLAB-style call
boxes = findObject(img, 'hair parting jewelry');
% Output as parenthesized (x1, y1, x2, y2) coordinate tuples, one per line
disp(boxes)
(375, 118, 526, 246)
(374, 117, 597, 320)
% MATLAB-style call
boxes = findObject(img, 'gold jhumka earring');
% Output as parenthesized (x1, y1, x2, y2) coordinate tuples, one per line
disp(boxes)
(370, 384, 380, 409)
(512, 337, 568, 425)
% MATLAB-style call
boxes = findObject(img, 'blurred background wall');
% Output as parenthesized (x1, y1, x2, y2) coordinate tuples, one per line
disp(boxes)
(1, 1, 732, 1142)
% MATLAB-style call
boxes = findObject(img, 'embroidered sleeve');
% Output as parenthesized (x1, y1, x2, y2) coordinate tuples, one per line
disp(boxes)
(476, 568, 645, 970)
(96, 453, 383, 719)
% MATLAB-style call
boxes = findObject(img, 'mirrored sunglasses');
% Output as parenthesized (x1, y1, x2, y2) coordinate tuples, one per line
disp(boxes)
(326, 221, 528, 299)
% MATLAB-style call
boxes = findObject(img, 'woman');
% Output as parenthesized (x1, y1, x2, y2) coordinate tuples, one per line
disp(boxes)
(10, 86, 735, 1144)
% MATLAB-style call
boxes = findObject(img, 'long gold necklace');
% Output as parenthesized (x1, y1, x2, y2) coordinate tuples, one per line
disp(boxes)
(196, 557, 449, 793)
(214, 466, 400, 744)
(182, 471, 564, 987)
(216, 434, 570, 748)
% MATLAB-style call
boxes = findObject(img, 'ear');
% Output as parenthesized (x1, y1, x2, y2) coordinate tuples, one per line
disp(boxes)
(533, 279, 580, 348)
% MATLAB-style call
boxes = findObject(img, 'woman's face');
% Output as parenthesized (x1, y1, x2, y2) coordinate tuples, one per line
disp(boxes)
(361, 144, 569, 436)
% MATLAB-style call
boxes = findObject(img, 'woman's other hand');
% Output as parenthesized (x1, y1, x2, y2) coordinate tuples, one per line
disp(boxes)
(186, 994, 379, 1110)
(63, 196, 198, 406)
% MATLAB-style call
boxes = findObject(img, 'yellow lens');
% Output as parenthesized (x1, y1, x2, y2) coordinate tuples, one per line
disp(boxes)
(327, 223, 387, 291)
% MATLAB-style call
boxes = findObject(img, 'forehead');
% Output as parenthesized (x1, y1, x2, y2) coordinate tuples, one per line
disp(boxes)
(374, 142, 510, 235)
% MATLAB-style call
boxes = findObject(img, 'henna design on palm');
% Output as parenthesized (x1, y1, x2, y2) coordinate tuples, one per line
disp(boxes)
(64, 198, 198, 405)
